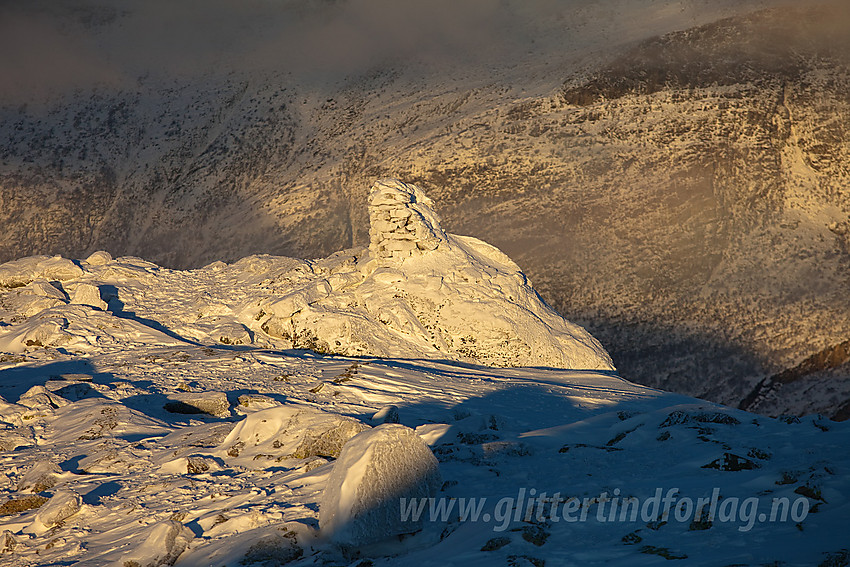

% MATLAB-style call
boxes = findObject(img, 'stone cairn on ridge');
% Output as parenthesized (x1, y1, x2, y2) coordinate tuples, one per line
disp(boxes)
(368, 179, 447, 264)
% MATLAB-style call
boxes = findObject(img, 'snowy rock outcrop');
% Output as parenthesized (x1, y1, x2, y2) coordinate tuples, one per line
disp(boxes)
(258, 179, 614, 370)
(0, 179, 612, 369)
(319, 424, 441, 548)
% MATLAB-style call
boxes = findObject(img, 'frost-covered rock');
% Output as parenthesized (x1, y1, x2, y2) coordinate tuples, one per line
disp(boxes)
(119, 519, 194, 567)
(319, 423, 441, 547)
(217, 405, 369, 465)
(257, 179, 614, 370)
(68, 283, 108, 310)
(164, 392, 230, 418)
(369, 179, 446, 262)
(84, 251, 112, 266)
(28, 490, 81, 534)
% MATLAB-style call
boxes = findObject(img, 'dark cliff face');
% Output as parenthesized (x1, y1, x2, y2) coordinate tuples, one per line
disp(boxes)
(2, 2, 849, 417)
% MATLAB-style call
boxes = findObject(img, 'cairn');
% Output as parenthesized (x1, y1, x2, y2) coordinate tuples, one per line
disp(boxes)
(368, 179, 446, 263)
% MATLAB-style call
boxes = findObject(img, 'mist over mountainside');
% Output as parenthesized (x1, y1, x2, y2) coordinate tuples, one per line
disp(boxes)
(2, 0, 849, 418)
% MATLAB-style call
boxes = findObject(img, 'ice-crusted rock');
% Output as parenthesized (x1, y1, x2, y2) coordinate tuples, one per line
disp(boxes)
(369, 179, 446, 262)
(118, 519, 194, 567)
(164, 392, 230, 418)
(216, 405, 369, 465)
(319, 423, 441, 547)
(258, 179, 614, 370)
(28, 490, 81, 534)
(84, 251, 112, 266)
(68, 282, 108, 310)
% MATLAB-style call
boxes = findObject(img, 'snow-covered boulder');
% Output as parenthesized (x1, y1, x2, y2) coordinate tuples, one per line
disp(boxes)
(18, 385, 69, 409)
(17, 461, 64, 493)
(216, 405, 369, 466)
(1, 279, 67, 318)
(164, 392, 231, 418)
(68, 282, 108, 310)
(0, 256, 83, 288)
(84, 251, 112, 266)
(0, 315, 72, 353)
(118, 519, 194, 567)
(319, 423, 441, 548)
(371, 405, 400, 425)
(28, 490, 81, 534)
(257, 179, 614, 370)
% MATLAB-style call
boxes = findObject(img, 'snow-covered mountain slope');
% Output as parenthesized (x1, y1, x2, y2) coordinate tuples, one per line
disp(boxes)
(2, 1, 849, 417)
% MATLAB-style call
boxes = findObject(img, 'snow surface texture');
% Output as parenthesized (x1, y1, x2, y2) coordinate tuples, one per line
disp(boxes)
(319, 423, 441, 548)
(0, 348, 848, 565)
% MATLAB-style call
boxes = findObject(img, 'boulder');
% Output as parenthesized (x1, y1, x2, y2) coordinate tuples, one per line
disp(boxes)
(319, 424, 441, 547)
